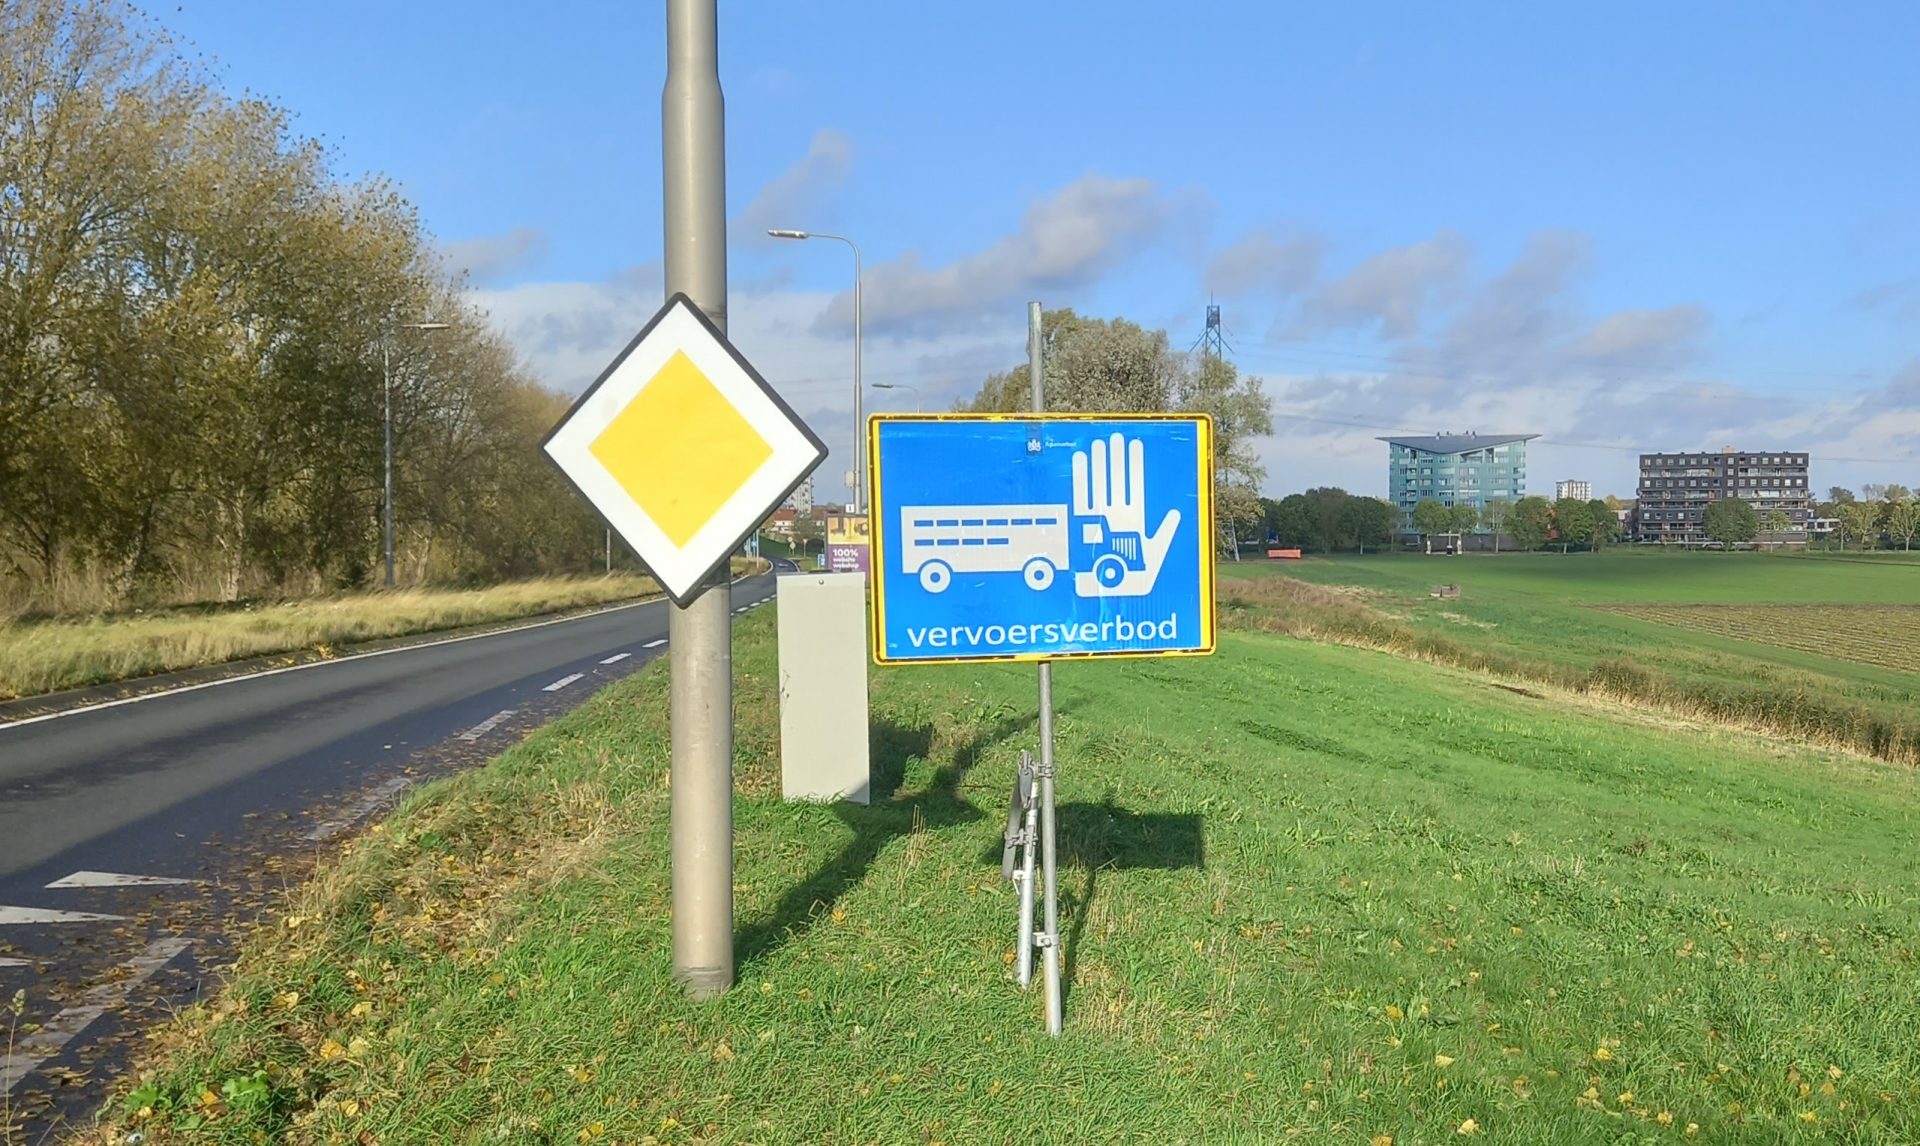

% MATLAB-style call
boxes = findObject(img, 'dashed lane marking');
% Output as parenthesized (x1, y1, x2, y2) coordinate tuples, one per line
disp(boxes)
(45, 871, 194, 889)
(0, 957, 30, 968)
(304, 777, 414, 842)
(542, 673, 585, 692)
(1, 936, 192, 1091)
(599, 652, 631, 665)
(643, 639, 667, 648)
(456, 709, 516, 742)
(0, 906, 127, 925)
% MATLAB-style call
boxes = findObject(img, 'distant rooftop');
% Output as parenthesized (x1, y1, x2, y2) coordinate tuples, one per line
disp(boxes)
(1378, 432, 1539, 454)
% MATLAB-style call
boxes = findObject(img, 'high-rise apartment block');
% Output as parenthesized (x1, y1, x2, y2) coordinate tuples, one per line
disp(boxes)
(1636, 448, 1810, 543)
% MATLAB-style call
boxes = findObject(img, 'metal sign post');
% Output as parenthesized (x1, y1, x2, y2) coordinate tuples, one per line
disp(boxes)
(540, 0, 826, 1001)
(1027, 302, 1065, 1036)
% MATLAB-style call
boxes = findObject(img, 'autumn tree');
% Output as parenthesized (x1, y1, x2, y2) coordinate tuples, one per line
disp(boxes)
(1480, 498, 1511, 553)
(1552, 498, 1594, 553)
(957, 308, 1273, 555)
(1703, 499, 1758, 548)
(1509, 497, 1554, 551)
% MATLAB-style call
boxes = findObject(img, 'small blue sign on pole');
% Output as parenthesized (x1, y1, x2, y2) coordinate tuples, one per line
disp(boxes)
(868, 414, 1216, 664)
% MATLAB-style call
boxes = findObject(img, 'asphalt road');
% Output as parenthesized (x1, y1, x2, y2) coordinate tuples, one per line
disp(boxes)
(0, 573, 776, 1140)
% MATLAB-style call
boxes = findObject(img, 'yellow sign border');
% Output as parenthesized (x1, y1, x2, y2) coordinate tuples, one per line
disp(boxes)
(866, 412, 1216, 667)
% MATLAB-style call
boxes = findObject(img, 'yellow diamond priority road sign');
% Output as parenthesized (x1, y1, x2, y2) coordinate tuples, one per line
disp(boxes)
(543, 294, 826, 603)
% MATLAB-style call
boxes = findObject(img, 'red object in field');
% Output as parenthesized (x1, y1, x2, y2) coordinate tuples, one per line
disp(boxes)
(1266, 548, 1302, 560)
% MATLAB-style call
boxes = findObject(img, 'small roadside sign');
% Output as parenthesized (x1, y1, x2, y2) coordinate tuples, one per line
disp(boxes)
(542, 295, 826, 603)
(867, 413, 1216, 664)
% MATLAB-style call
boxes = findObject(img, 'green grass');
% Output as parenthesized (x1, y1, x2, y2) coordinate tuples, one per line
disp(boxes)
(87, 604, 1920, 1144)
(1221, 551, 1920, 763)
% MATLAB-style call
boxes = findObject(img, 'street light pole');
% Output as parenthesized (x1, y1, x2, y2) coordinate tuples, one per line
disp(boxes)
(767, 229, 862, 513)
(871, 382, 922, 412)
(383, 321, 448, 587)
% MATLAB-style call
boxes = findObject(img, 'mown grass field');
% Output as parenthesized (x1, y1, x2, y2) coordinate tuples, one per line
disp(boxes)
(0, 568, 761, 701)
(84, 599, 1920, 1144)
(1594, 604, 1920, 675)
(1221, 550, 1920, 764)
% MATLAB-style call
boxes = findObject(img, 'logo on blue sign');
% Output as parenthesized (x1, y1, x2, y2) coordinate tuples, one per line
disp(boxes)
(868, 415, 1216, 663)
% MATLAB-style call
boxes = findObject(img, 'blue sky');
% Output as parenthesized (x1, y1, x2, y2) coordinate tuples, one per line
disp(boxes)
(167, 0, 1920, 500)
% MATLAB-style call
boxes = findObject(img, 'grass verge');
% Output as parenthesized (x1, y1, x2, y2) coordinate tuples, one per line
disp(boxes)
(81, 605, 1920, 1144)
(0, 568, 740, 701)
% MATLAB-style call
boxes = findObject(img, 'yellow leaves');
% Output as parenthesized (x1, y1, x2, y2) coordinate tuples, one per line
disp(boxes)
(1685, 1123, 1699, 1136)
(1820, 1080, 1837, 1096)
(318, 1038, 346, 1061)
(1592, 1045, 1615, 1062)
(1384, 1005, 1405, 1021)
(566, 1064, 595, 1083)
(1510, 926, 1524, 936)
(1617, 1091, 1634, 1107)
(1798, 1110, 1819, 1124)
(198, 1088, 220, 1107)
(275, 990, 301, 1010)
(1371, 1136, 1394, 1146)
(711, 1040, 735, 1064)
(348, 1000, 373, 1019)
(339, 1098, 362, 1118)
(347, 1035, 372, 1058)
(1828, 1064, 1844, 1080)
(1655, 1110, 1673, 1126)
(1456, 1118, 1480, 1135)
(1433, 1054, 1456, 1068)
(576, 1122, 605, 1143)
(829, 906, 847, 924)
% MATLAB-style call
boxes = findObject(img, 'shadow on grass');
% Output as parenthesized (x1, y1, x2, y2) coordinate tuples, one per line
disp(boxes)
(977, 794, 1205, 1003)
(736, 710, 1036, 969)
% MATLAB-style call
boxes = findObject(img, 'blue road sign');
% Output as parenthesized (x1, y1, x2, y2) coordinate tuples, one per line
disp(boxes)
(868, 414, 1216, 664)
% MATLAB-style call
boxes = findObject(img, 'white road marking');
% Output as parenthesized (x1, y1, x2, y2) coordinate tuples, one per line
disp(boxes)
(0, 569, 767, 733)
(0, 957, 31, 968)
(643, 638, 667, 649)
(0, 906, 127, 925)
(598, 652, 630, 665)
(542, 673, 585, 692)
(1, 936, 191, 1091)
(456, 709, 516, 742)
(45, 871, 193, 889)
(304, 777, 414, 842)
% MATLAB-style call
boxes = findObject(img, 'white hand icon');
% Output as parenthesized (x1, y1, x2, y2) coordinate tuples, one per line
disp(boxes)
(1070, 433, 1182, 597)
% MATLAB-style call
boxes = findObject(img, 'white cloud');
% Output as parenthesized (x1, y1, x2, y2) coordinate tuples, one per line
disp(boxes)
(817, 175, 1173, 337)
(1851, 280, 1920, 323)
(1570, 304, 1710, 367)
(442, 227, 550, 285)
(735, 129, 854, 246)
(1206, 228, 1323, 297)
(1288, 229, 1471, 340)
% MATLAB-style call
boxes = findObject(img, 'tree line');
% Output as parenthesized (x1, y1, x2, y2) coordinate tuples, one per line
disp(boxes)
(1822, 485, 1920, 551)
(1257, 492, 1625, 554)
(1, 0, 606, 613)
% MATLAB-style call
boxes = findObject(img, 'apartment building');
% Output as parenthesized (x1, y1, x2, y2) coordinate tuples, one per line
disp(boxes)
(1381, 432, 1537, 526)
(1636, 448, 1811, 543)
(1554, 479, 1592, 502)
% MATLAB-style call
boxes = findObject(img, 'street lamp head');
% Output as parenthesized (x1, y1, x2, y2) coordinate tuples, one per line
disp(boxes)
(767, 229, 810, 240)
